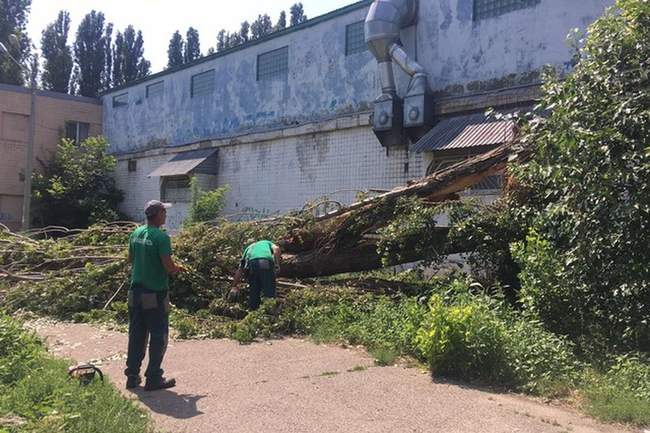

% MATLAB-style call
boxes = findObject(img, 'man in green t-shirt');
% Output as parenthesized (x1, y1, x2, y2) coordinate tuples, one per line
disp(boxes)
(231, 240, 282, 310)
(125, 200, 183, 391)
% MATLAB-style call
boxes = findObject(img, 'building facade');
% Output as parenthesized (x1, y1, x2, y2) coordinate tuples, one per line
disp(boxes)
(0, 83, 102, 231)
(102, 0, 613, 228)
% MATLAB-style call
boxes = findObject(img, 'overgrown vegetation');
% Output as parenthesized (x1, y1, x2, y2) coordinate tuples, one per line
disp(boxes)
(0, 0, 648, 427)
(31, 137, 124, 229)
(0, 313, 155, 433)
(185, 178, 229, 226)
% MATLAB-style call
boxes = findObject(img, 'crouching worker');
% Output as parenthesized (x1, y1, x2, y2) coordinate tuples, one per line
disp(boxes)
(230, 240, 282, 310)
(125, 200, 183, 391)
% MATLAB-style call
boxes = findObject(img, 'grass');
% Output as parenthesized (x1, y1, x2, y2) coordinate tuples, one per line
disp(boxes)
(0, 313, 155, 433)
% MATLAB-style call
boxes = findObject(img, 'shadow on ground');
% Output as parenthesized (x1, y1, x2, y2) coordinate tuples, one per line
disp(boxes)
(130, 388, 206, 419)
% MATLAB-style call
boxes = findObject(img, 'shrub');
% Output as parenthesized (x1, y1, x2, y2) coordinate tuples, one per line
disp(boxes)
(415, 294, 510, 383)
(583, 354, 650, 425)
(511, 0, 650, 352)
(186, 178, 229, 225)
(31, 137, 124, 228)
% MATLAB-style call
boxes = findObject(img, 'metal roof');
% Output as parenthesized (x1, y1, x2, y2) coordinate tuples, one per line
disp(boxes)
(412, 112, 516, 153)
(148, 148, 218, 177)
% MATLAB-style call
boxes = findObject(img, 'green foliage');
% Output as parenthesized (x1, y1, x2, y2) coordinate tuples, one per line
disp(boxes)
(0, 0, 32, 86)
(32, 136, 124, 229)
(0, 313, 154, 433)
(184, 27, 200, 63)
(0, 314, 41, 386)
(510, 0, 650, 352)
(167, 30, 184, 68)
(111, 25, 150, 87)
(415, 293, 510, 383)
(583, 354, 650, 425)
(186, 178, 229, 225)
(73, 11, 112, 97)
(40, 10, 73, 93)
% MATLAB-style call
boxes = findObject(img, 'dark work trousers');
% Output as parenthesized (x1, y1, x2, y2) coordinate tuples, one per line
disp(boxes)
(125, 285, 170, 380)
(247, 259, 276, 310)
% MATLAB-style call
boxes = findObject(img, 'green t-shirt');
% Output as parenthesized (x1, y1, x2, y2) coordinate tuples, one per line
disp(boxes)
(241, 240, 275, 266)
(129, 225, 172, 291)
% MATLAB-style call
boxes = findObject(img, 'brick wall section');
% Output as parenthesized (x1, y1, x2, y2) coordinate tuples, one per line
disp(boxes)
(0, 84, 102, 230)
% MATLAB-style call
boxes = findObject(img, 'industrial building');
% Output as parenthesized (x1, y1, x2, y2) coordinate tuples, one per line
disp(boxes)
(101, 0, 612, 228)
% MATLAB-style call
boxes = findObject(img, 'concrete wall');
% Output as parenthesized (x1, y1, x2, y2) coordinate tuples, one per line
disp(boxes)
(102, 0, 613, 154)
(0, 84, 102, 231)
(418, 0, 612, 95)
(114, 113, 425, 230)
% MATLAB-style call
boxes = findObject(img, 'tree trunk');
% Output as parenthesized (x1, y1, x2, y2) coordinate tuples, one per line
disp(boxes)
(278, 142, 516, 278)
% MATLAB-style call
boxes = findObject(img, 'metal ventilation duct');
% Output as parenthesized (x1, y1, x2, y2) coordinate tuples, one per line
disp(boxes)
(365, 0, 434, 147)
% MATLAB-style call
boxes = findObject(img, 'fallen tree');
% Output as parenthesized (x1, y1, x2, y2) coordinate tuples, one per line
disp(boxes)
(280, 141, 516, 277)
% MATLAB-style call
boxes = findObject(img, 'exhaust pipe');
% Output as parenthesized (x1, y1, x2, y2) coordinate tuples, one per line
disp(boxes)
(365, 0, 433, 146)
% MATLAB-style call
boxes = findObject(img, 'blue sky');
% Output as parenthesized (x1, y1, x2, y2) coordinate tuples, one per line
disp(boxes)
(27, 0, 355, 72)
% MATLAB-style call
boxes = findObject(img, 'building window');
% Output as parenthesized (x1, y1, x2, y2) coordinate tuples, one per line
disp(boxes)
(161, 176, 191, 202)
(191, 70, 215, 97)
(146, 81, 164, 99)
(128, 160, 137, 172)
(345, 21, 366, 56)
(112, 93, 128, 108)
(257, 46, 288, 81)
(473, 0, 541, 21)
(65, 121, 90, 145)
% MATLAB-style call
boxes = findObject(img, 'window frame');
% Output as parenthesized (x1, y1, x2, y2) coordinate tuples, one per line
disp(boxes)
(345, 21, 367, 56)
(64, 121, 90, 145)
(146, 81, 164, 99)
(190, 70, 215, 98)
(473, 0, 541, 21)
(256, 46, 289, 82)
(112, 93, 128, 108)
(127, 160, 137, 172)
(161, 175, 192, 203)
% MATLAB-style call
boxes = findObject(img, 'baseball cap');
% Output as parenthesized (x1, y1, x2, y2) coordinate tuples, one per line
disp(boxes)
(144, 200, 172, 218)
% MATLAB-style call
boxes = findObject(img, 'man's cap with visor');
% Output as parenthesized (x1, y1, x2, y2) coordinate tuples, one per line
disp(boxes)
(144, 200, 172, 218)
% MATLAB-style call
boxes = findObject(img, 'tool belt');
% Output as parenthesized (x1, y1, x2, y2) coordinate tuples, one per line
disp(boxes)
(128, 285, 171, 312)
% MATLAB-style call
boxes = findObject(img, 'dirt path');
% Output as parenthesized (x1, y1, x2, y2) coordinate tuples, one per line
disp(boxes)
(31, 321, 633, 433)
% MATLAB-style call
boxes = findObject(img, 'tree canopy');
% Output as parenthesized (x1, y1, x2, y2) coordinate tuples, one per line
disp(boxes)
(40, 10, 73, 93)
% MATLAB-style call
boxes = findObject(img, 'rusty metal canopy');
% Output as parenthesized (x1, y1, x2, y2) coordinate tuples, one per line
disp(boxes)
(148, 148, 218, 177)
(412, 112, 516, 153)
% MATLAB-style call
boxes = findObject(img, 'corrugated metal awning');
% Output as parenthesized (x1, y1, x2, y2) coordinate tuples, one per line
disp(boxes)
(148, 148, 218, 177)
(413, 112, 516, 153)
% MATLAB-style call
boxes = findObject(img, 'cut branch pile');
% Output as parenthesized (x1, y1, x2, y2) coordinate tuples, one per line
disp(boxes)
(0, 140, 522, 316)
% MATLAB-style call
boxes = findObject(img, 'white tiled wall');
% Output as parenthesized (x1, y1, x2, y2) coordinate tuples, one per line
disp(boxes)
(116, 126, 425, 229)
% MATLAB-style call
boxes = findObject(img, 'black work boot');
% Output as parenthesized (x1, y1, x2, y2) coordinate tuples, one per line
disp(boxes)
(144, 377, 176, 391)
(126, 375, 142, 389)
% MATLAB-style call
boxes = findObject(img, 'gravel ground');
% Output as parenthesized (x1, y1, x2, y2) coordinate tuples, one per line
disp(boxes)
(31, 321, 634, 433)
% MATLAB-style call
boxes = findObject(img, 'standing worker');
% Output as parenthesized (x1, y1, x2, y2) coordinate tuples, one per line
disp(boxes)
(231, 240, 282, 310)
(125, 200, 183, 391)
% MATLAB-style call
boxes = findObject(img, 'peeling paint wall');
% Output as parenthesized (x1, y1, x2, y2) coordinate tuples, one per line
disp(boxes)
(103, 0, 612, 154)
(115, 121, 424, 230)
(419, 0, 612, 96)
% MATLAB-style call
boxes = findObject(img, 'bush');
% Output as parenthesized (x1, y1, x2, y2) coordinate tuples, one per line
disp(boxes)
(31, 137, 124, 228)
(583, 354, 650, 425)
(415, 294, 510, 383)
(186, 177, 229, 225)
(510, 0, 650, 352)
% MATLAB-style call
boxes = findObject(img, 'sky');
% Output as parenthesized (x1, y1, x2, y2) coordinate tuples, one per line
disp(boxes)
(26, 0, 354, 73)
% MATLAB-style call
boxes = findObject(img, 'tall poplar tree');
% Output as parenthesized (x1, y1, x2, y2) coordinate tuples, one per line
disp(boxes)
(40, 10, 73, 93)
(184, 26, 200, 63)
(167, 30, 184, 68)
(0, 0, 32, 85)
(73, 11, 111, 97)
